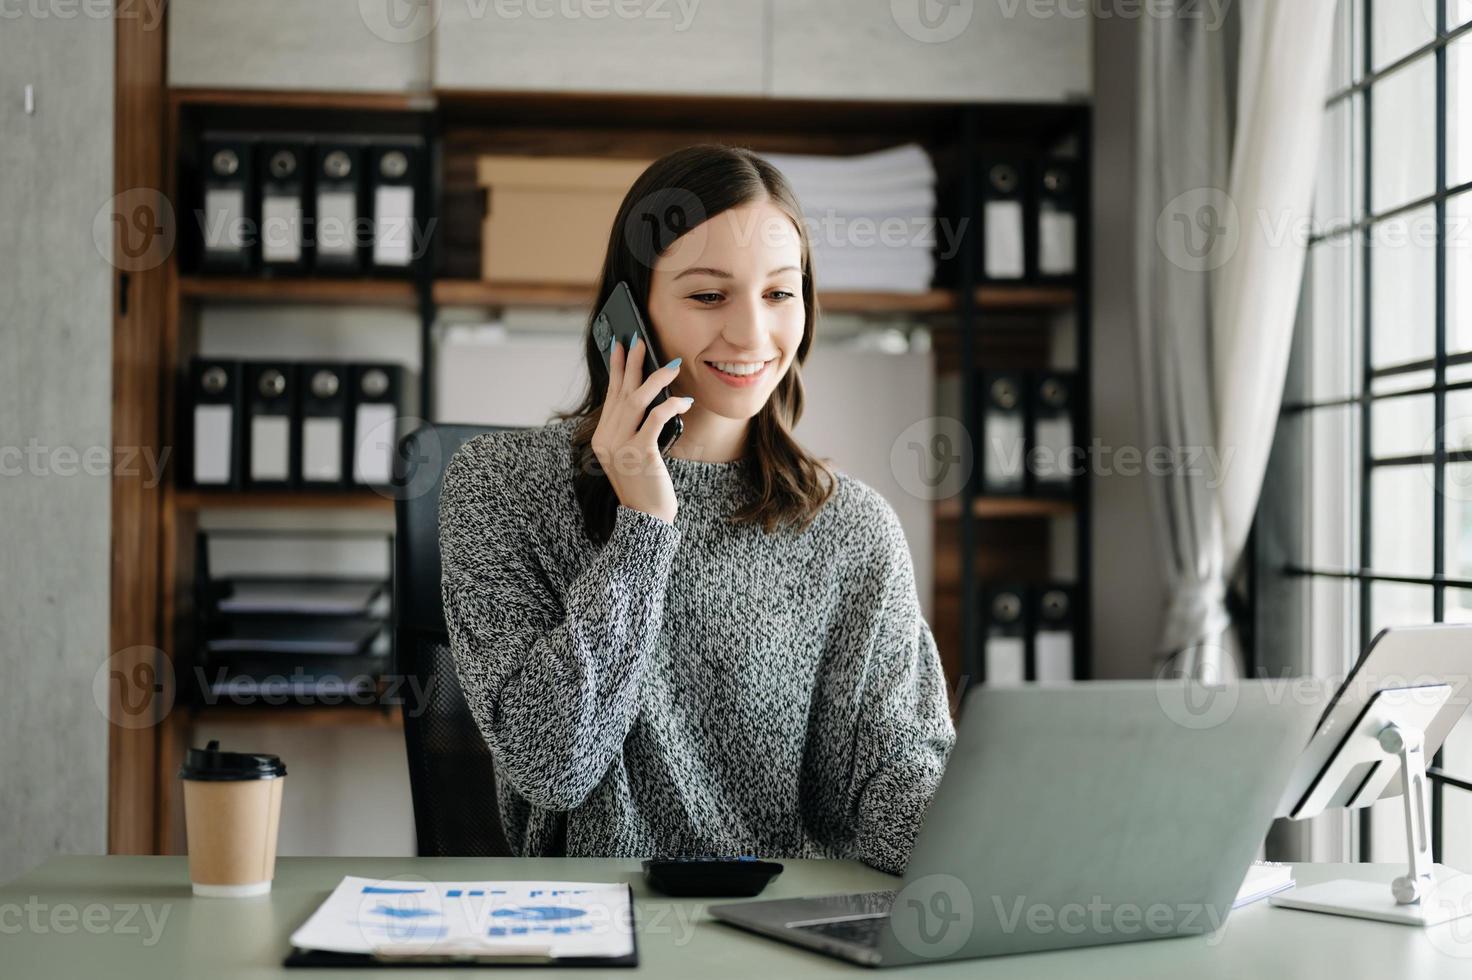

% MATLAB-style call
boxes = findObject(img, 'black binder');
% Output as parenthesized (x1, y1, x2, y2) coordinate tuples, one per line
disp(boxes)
(1028, 371, 1077, 497)
(314, 143, 367, 274)
(187, 358, 244, 489)
(981, 583, 1028, 686)
(1035, 158, 1080, 281)
(259, 140, 310, 274)
(349, 363, 405, 488)
(297, 362, 350, 488)
(369, 141, 424, 274)
(980, 371, 1027, 496)
(1033, 584, 1077, 683)
(979, 159, 1028, 282)
(244, 361, 298, 490)
(199, 136, 254, 274)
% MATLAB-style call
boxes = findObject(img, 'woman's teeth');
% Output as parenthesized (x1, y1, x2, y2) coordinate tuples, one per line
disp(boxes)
(709, 360, 769, 377)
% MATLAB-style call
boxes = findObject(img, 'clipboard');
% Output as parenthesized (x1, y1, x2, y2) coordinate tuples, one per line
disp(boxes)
(283, 882, 639, 969)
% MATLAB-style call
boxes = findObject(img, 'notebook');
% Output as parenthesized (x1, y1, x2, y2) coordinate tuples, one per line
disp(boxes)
(1235, 861, 1295, 908)
(284, 875, 638, 968)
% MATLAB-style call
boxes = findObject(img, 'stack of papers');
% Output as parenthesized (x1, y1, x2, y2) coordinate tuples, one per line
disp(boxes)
(289, 875, 636, 963)
(1235, 861, 1295, 908)
(762, 144, 938, 294)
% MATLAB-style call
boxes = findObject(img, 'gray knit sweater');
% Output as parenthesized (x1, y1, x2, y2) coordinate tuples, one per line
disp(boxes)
(438, 416, 956, 876)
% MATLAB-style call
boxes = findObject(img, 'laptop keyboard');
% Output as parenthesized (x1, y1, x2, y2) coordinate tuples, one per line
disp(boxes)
(791, 890, 897, 948)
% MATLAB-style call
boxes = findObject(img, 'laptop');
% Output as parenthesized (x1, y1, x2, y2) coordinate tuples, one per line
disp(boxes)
(709, 681, 1321, 967)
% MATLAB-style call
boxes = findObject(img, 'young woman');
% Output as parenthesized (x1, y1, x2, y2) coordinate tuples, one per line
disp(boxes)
(438, 144, 956, 875)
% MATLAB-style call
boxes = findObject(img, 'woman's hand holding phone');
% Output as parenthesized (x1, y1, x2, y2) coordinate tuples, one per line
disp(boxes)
(593, 334, 695, 525)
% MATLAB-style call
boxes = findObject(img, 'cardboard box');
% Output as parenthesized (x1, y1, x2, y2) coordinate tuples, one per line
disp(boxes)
(476, 156, 651, 285)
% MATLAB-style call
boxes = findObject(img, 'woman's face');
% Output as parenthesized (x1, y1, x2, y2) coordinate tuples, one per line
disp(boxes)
(646, 198, 806, 422)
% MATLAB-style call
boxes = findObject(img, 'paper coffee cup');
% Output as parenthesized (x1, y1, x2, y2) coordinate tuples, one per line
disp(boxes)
(180, 740, 287, 898)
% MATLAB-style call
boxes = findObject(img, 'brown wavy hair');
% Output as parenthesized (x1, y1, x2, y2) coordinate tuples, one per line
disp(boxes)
(555, 143, 837, 544)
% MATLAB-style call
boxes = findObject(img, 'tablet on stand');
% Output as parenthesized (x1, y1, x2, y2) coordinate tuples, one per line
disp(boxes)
(1269, 624, 1472, 926)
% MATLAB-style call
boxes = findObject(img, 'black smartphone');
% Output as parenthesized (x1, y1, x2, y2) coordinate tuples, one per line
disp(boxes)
(592, 280, 683, 455)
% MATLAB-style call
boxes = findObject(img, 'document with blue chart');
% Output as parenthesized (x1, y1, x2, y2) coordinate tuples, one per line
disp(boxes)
(287, 875, 636, 965)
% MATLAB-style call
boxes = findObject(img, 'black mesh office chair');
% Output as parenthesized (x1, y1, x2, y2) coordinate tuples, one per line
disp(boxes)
(393, 422, 519, 857)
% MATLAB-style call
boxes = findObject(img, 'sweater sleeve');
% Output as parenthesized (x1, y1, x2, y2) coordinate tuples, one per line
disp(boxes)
(805, 499, 957, 876)
(438, 435, 682, 811)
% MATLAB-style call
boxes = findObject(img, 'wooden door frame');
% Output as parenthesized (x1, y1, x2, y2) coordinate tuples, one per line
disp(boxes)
(108, 7, 169, 855)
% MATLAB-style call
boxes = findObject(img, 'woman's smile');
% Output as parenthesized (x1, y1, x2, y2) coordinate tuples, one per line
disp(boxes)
(705, 357, 777, 387)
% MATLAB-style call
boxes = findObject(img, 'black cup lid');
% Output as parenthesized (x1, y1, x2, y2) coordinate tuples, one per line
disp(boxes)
(179, 740, 286, 781)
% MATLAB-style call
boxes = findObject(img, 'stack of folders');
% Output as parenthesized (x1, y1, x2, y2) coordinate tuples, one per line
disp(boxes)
(977, 156, 1081, 284)
(193, 530, 392, 703)
(186, 357, 407, 493)
(979, 369, 1080, 498)
(196, 132, 426, 277)
(760, 143, 937, 293)
(980, 583, 1078, 686)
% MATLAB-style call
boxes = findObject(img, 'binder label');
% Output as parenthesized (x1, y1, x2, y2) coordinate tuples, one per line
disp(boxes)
(984, 199, 1025, 279)
(193, 405, 233, 485)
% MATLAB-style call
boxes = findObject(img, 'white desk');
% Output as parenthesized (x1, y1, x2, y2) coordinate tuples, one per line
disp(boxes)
(3, 857, 1470, 977)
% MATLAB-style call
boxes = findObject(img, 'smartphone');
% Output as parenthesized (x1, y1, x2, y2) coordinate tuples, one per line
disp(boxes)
(592, 280, 683, 455)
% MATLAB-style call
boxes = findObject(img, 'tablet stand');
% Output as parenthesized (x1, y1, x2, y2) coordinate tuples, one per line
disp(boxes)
(1271, 684, 1472, 926)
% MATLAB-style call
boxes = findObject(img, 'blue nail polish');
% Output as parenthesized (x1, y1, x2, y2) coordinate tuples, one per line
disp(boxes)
(667, 357, 682, 369)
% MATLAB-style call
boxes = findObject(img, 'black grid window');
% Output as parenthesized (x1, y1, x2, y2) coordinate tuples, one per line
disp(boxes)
(1269, 0, 1472, 864)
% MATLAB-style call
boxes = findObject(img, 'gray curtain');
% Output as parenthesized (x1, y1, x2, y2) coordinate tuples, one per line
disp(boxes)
(1135, 0, 1338, 680)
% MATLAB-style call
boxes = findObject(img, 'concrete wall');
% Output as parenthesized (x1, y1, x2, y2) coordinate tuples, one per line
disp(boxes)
(0, 11, 115, 882)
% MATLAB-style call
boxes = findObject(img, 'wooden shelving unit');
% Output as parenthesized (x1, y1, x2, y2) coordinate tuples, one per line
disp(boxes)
(937, 497, 1077, 521)
(179, 275, 417, 307)
(111, 72, 1090, 853)
(180, 703, 403, 730)
(433, 279, 1075, 315)
(172, 489, 395, 513)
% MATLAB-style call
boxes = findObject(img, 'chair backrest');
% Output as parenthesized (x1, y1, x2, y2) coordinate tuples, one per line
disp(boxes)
(393, 422, 519, 857)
